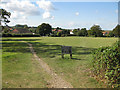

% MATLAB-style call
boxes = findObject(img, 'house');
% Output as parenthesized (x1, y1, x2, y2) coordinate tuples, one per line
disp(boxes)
(70, 30, 73, 34)
(10, 28, 32, 34)
(102, 31, 110, 36)
(52, 29, 62, 33)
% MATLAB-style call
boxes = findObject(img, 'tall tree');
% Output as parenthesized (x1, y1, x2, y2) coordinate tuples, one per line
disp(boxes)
(88, 25, 103, 37)
(0, 9, 11, 26)
(36, 23, 52, 36)
(77, 28, 88, 36)
(73, 29, 79, 35)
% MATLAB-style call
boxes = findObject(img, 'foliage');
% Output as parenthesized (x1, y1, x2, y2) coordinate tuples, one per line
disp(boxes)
(57, 31, 62, 37)
(73, 29, 79, 35)
(92, 41, 120, 88)
(0, 9, 11, 25)
(15, 24, 28, 29)
(2, 33, 40, 37)
(36, 23, 52, 36)
(108, 31, 114, 37)
(62, 29, 70, 35)
(77, 28, 88, 36)
(2, 26, 9, 33)
(113, 24, 120, 37)
(88, 25, 103, 37)
(28, 27, 37, 33)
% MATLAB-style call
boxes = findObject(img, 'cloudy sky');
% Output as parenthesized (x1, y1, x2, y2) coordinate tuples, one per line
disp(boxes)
(0, 0, 119, 30)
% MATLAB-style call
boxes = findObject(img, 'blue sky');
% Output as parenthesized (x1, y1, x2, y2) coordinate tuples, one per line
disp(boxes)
(0, 0, 118, 30)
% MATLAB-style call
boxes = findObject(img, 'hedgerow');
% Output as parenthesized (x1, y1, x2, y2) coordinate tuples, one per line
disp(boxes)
(2, 33, 40, 37)
(92, 41, 120, 88)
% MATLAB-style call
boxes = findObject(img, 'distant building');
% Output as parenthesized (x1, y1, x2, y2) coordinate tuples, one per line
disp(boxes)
(10, 28, 32, 34)
(102, 31, 110, 36)
(52, 29, 62, 33)
(70, 30, 73, 34)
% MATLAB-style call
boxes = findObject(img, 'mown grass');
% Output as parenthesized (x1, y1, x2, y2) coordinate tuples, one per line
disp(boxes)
(2, 37, 118, 88)
(2, 41, 51, 88)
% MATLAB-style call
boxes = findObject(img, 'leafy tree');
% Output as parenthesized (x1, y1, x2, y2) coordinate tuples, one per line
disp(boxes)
(77, 28, 88, 36)
(113, 24, 120, 37)
(36, 23, 52, 36)
(24, 25, 28, 29)
(108, 31, 114, 37)
(0, 9, 11, 25)
(15, 24, 28, 29)
(57, 31, 62, 37)
(73, 29, 79, 35)
(88, 25, 103, 37)
(62, 29, 70, 35)
(28, 27, 36, 33)
(3, 26, 9, 33)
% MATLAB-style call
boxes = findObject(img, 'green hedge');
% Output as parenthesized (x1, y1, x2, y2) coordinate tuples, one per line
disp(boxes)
(2, 33, 40, 37)
(92, 41, 120, 88)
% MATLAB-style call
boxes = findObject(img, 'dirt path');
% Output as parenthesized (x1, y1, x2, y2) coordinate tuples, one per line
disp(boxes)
(22, 41, 73, 88)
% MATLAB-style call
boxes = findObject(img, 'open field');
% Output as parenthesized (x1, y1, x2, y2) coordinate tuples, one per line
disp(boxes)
(2, 37, 118, 88)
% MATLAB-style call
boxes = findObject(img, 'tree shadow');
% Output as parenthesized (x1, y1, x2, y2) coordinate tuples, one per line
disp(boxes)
(2, 39, 41, 41)
(2, 38, 96, 60)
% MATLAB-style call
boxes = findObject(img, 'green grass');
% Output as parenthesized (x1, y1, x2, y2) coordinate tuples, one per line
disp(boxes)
(2, 41, 51, 88)
(2, 37, 118, 88)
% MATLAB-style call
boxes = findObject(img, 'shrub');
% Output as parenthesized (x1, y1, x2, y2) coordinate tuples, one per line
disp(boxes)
(92, 41, 120, 88)
(2, 33, 40, 37)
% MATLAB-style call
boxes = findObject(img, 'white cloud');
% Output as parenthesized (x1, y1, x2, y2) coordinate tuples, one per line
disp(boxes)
(51, 16, 54, 19)
(75, 12, 79, 16)
(0, 0, 40, 16)
(36, 0, 55, 19)
(0, 0, 40, 25)
(115, 9, 118, 13)
(43, 11, 51, 19)
(36, 0, 55, 11)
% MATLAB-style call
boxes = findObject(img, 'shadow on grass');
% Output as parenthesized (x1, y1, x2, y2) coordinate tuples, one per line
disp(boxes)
(2, 39, 41, 41)
(2, 38, 96, 60)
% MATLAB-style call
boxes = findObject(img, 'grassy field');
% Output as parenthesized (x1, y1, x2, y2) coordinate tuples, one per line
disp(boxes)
(2, 37, 118, 88)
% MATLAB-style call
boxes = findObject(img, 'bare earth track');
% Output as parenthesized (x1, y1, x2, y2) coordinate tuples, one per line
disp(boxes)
(22, 41, 73, 88)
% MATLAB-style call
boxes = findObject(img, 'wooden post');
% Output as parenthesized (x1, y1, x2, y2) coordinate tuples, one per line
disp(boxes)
(62, 54, 64, 59)
(70, 54, 72, 59)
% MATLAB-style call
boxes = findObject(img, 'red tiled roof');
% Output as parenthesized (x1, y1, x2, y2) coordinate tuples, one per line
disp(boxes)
(11, 29, 19, 33)
(58, 30, 62, 32)
(102, 31, 110, 35)
(10, 28, 32, 34)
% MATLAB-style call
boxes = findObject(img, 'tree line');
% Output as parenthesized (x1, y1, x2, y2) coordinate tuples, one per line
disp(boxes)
(73, 24, 120, 37)
(1, 8, 120, 37)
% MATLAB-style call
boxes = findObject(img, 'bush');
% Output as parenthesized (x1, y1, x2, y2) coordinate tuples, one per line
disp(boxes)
(2, 33, 40, 37)
(92, 41, 120, 88)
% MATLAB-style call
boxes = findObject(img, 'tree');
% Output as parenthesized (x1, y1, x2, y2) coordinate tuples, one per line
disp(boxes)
(15, 24, 28, 29)
(113, 24, 120, 37)
(36, 23, 52, 36)
(88, 25, 103, 37)
(57, 31, 62, 37)
(0, 9, 11, 25)
(108, 31, 114, 37)
(77, 28, 88, 36)
(73, 29, 79, 35)
(28, 27, 37, 33)
(62, 29, 70, 35)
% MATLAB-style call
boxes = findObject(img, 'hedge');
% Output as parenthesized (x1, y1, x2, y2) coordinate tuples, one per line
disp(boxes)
(92, 41, 120, 88)
(2, 33, 40, 37)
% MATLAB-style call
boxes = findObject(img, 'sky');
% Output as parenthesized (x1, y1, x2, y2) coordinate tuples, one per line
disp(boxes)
(0, 0, 119, 30)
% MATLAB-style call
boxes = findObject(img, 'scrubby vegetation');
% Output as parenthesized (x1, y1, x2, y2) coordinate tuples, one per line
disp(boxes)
(92, 41, 120, 88)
